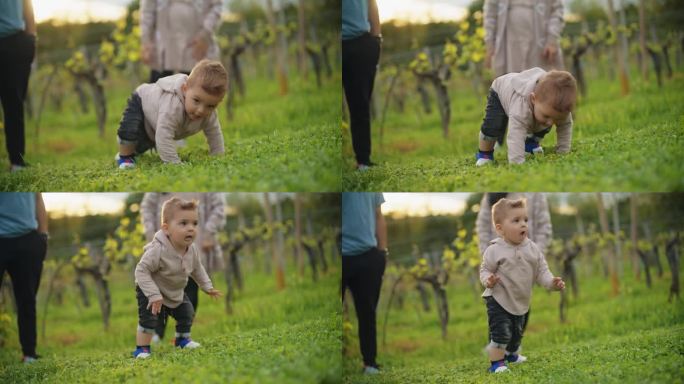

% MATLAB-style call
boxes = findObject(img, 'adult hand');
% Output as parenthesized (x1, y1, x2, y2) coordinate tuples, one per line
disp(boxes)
(201, 237, 215, 253)
(190, 35, 209, 61)
(141, 42, 154, 65)
(148, 299, 163, 315)
(542, 42, 557, 63)
(486, 274, 500, 288)
(552, 276, 565, 290)
(206, 288, 222, 299)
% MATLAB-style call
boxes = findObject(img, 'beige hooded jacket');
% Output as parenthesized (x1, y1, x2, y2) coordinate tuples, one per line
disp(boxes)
(480, 237, 555, 315)
(141, 193, 226, 276)
(484, 0, 565, 77)
(492, 67, 573, 164)
(140, 0, 222, 72)
(476, 192, 552, 255)
(135, 230, 214, 308)
(135, 74, 224, 163)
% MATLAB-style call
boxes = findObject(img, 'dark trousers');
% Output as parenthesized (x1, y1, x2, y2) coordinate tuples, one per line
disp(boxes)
(342, 33, 381, 165)
(149, 70, 189, 84)
(480, 88, 551, 144)
(117, 92, 155, 154)
(136, 285, 195, 334)
(0, 31, 35, 165)
(485, 296, 529, 353)
(154, 279, 198, 338)
(342, 247, 386, 366)
(0, 230, 47, 357)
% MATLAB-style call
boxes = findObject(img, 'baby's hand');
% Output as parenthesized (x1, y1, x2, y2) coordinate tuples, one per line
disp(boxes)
(148, 299, 163, 315)
(206, 288, 222, 299)
(552, 276, 565, 291)
(486, 274, 500, 288)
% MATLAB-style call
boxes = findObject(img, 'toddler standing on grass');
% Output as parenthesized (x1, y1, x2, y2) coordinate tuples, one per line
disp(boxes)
(133, 197, 221, 359)
(479, 198, 565, 373)
(115, 59, 228, 169)
(475, 67, 578, 166)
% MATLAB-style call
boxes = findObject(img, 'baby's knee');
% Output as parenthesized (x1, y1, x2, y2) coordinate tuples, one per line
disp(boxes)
(137, 324, 156, 334)
(487, 340, 508, 350)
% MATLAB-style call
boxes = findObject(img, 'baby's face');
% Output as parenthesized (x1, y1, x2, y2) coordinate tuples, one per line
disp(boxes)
(181, 83, 224, 121)
(531, 96, 568, 127)
(163, 209, 199, 251)
(497, 207, 529, 245)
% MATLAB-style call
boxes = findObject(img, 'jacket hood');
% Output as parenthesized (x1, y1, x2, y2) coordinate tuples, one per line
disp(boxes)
(155, 73, 188, 96)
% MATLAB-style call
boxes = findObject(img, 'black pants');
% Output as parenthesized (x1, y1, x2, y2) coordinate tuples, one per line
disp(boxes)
(136, 285, 195, 334)
(480, 88, 551, 144)
(485, 296, 529, 353)
(342, 247, 386, 366)
(0, 31, 35, 166)
(0, 230, 47, 357)
(342, 33, 381, 165)
(149, 70, 189, 84)
(154, 279, 198, 339)
(116, 92, 156, 155)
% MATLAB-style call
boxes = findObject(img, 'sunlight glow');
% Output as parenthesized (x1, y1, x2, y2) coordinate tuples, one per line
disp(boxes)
(44, 193, 128, 218)
(376, 0, 467, 24)
(33, 0, 127, 23)
(382, 193, 470, 218)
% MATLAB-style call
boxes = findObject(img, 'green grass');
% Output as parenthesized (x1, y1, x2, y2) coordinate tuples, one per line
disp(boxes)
(342, 71, 684, 191)
(0, 267, 341, 383)
(0, 72, 342, 191)
(342, 269, 684, 383)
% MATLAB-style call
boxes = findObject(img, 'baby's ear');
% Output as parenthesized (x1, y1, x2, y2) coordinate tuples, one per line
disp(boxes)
(181, 82, 187, 94)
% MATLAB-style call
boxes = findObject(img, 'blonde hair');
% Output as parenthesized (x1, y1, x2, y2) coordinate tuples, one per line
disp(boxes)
(534, 70, 577, 113)
(491, 198, 527, 225)
(161, 197, 198, 225)
(187, 59, 228, 96)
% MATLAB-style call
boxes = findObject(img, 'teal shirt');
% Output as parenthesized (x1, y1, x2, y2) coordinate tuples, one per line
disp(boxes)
(0, 0, 25, 38)
(0, 193, 37, 238)
(342, 0, 370, 40)
(342, 192, 384, 256)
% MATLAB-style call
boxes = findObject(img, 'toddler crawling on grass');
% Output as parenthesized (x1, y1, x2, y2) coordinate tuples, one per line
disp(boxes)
(115, 60, 227, 169)
(475, 68, 577, 166)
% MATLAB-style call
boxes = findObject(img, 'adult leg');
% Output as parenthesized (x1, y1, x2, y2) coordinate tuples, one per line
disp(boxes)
(149, 70, 174, 83)
(344, 248, 386, 367)
(3, 231, 47, 357)
(342, 34, 381, 165)
(0, 32, 35, 166)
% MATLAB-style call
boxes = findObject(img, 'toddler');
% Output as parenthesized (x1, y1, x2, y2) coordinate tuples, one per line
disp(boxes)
(479, 198, 565, 373)
(133, 197, 221, 359)
(475, 68, 577, 165)
(115, 59, 227, 168)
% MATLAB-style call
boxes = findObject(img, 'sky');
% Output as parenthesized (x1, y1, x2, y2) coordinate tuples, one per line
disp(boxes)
(382, 193, 470, 218)
(31, 0, 473, 24)
(376, 0, 470, 24)
(43, 193, 128, 217)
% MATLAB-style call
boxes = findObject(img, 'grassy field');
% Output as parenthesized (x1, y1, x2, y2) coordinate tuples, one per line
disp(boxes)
(343, 267, 684, 383)
(0, 72, 342, 191)
(0, 267, 341, 383)
(342, 70, 684, 191)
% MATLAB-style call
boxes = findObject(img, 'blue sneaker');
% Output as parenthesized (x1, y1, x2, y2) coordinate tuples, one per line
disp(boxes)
(133, 346, 151, 359)
(524, 138, 544, 154)
(488, 360, 508, 373)
(475, 151, 494, 166)
(505, 353, 527, 364)
(115, 153, 136, 169)
(175, 337, 201, 349)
